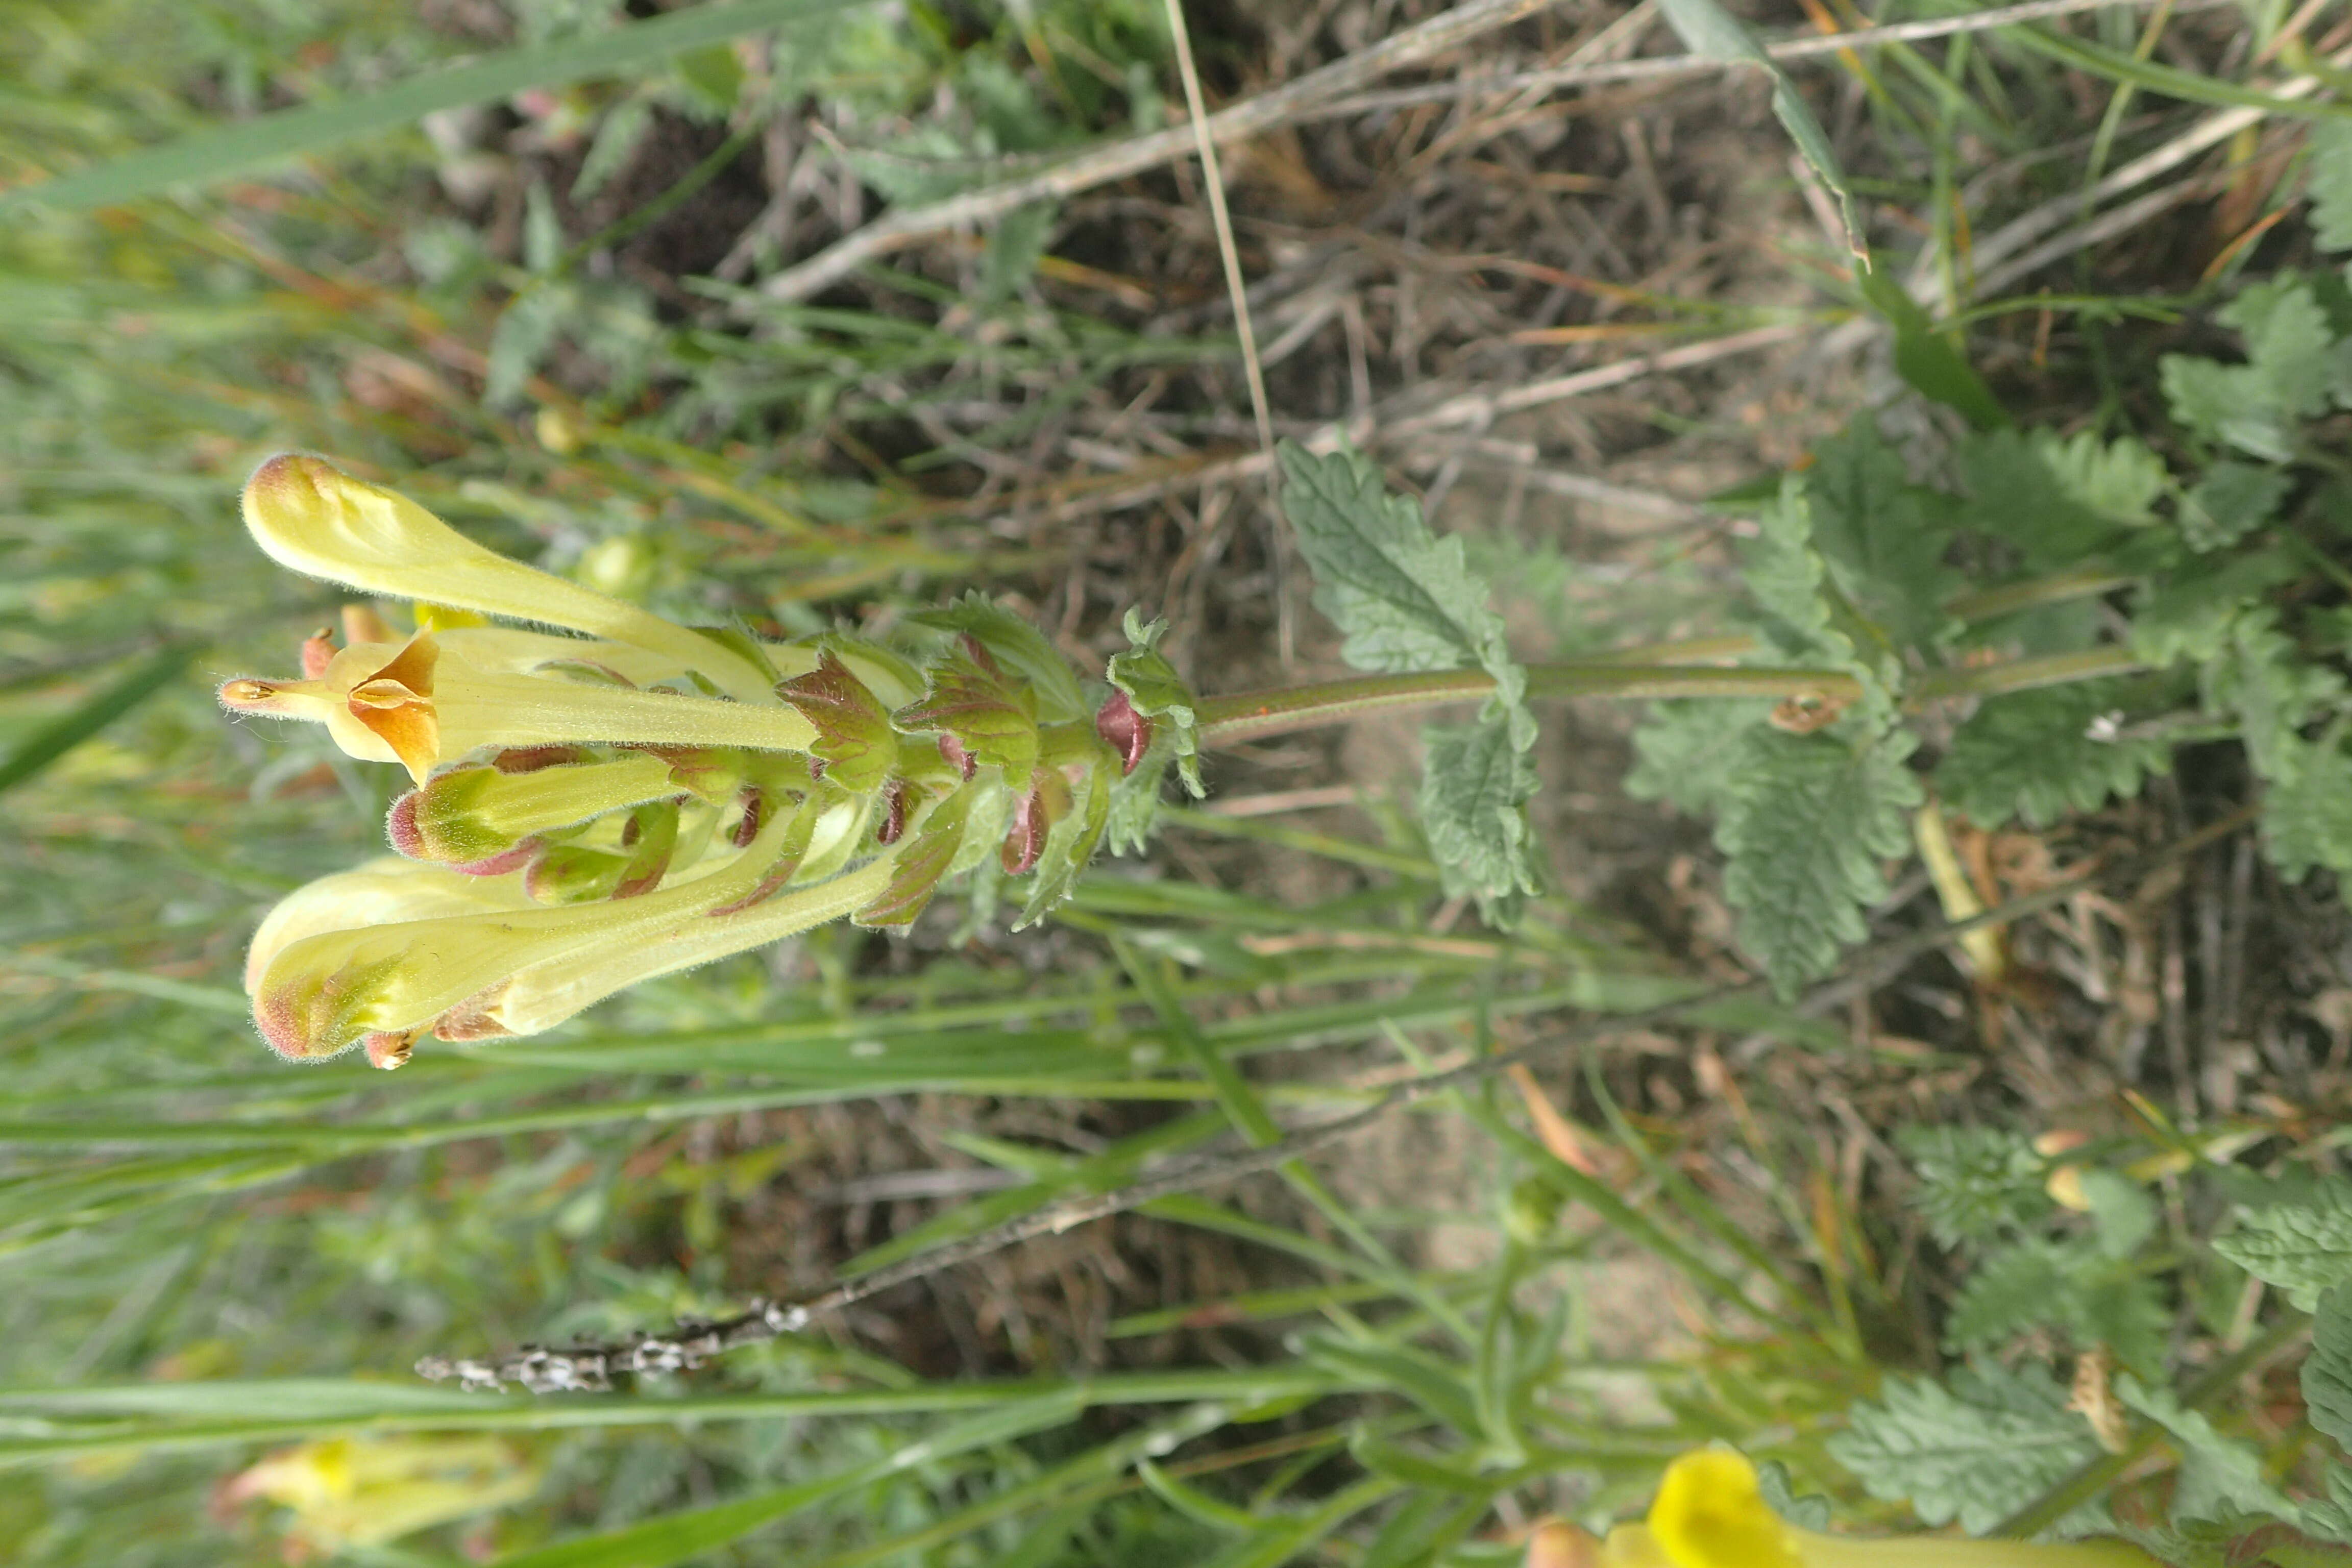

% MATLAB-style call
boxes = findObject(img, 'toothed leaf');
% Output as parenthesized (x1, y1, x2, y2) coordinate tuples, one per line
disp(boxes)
(1106, 608, 1203, 799)
(1937, 682, 2171, 830)
(1955, 427, 2161, 569)
(1718, 724, 1922, 995)
(2115, 1373, 2298, 1525)
(911, 592, 1085, 722)
(894, 641, 1040, 783)
(1419, 710, 1541, 927)
(1625, 700, 1777, 819)
(2178, 461, 2290, 552)
(2306, 1286, 2352, 1453)
(855, 788, 971, 929)
(1804, 418, 1959, 655)
(1828, 1362, 2103, 1536)
(778, 649, 900, 794)
(2213, 1178, 2352, 1311)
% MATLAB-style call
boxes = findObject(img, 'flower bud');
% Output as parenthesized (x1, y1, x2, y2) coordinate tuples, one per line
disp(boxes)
(1105, 607, 1203, 796)
(1095, 690, 1151, 775)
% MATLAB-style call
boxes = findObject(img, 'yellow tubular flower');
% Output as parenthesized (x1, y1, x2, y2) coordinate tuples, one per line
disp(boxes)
(248, 811, 794, 1060)
(220, 629, 814, 785)
(241, 454, 775, 700)
(1604, 1452, 2164, 1568)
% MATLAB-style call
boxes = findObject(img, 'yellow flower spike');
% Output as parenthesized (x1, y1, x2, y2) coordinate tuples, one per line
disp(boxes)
(248, 810, 792, 1060)
(1622, 1451, 2167, 1568)
(242, 454, 773, 700)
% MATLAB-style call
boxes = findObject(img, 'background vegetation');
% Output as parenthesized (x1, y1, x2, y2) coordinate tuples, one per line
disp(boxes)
(8, 1, 2352, 1564)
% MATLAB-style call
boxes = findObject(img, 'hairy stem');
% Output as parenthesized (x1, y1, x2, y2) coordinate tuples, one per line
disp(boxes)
(1196, 645, 2148, 746)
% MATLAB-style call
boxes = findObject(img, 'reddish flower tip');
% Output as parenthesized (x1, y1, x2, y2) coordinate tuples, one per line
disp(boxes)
(386, 792, 426, 859)
(1096, 691, 1151, 775)
(363, 1031, 416, 1070)
(1001, 787, 1045, 876)
(876, 779, 909, 845)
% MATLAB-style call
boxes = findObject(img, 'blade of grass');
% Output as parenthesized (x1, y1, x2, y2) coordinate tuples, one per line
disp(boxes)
(0, 1365, 1363, 1469)
(1107, 1280, 1404, 1339)
(4, 0, 875, 212)
(831, 1111, 1227, 1278)
(1194, 1474, 1402, 1568)
(1576, 1057, 1839, 1342)
(0, 644, 190, 797)
(2007, 24, 2352, 119)
(488, 1389, 1087, 1568)
(1155, 803, 1442, 880)
(1659, 0, 1861, 259)
(1118, 939, 1480, 1344)
(796, 1403, 1238, 1568)
(1461, 1102, 1789, 1335)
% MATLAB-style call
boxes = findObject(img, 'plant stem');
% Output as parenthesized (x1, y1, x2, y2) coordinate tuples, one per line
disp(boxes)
(1910, 645, 2148, 699)
(1945, 564, 2139, 622)
(1196, 645, 2148, 746)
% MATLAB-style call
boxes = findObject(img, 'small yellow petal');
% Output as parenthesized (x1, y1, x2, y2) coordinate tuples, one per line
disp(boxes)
(414, 602, 488, 630)
(1646, 1451, 1801, 1568)
(341, 631, 441, 784)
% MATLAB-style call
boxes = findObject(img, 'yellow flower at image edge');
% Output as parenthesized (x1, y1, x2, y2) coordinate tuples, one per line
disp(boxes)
(1563, 1451, 2164, 1568)
(220, 1435, 542, 1556)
